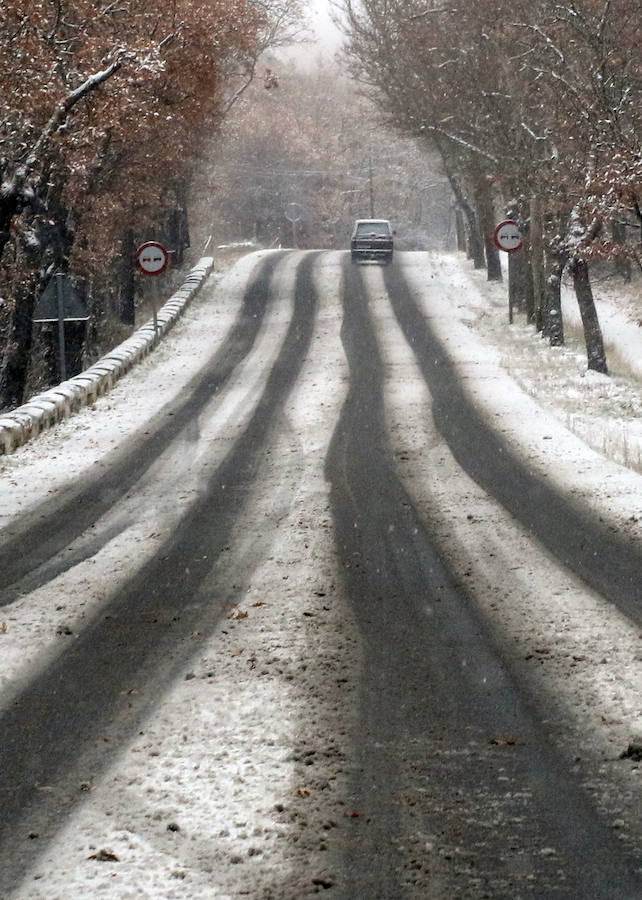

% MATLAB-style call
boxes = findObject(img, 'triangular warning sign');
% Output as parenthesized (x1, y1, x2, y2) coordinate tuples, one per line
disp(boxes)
(33, 274, 89, 322)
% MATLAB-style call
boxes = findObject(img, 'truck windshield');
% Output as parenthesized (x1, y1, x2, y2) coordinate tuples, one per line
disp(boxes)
(356, 222, 390, 236)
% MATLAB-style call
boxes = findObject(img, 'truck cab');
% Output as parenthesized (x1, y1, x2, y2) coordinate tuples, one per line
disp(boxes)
(350, 219, 394, 265)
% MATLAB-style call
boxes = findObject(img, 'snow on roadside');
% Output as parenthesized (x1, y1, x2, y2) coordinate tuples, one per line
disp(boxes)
(1, 249, 641, 897)
(6, 253, 359, 900)
(2, 249, 639, 522)
(429, 252, 642, 477)
(0, 252, 273, 523)
(561, 271, 642, 382)
(0, 253, 299, 712)
(369, 258, 642, 848)
(560, 276, 642, 471)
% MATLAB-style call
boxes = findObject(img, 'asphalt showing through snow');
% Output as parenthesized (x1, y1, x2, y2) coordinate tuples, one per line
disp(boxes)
(1, 251, 641, 897)
(0, 252, 283, 597)
(0, 252, 318, 892)
(383, 264, 642, 620)
(324, 258, 642, 898)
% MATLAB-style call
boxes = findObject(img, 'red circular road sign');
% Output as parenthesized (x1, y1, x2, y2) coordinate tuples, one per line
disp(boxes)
(136, 241, 169, 275)
(494, 220, 523, 253)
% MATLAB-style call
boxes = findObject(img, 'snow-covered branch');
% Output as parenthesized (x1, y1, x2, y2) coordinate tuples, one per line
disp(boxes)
(27, 58, 123, 175)
(513, 22, 566, 63)
(420, 122, 499, 164)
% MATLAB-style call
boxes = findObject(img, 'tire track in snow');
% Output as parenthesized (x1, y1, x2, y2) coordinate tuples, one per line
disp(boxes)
(324, 256, 641, 898)
(0, 252, 320, 894)
(0, 252, 283, 596)
(383, 263, 642, 618)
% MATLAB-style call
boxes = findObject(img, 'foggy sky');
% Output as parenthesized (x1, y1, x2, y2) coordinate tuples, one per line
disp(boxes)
(307, 0, 343, 50)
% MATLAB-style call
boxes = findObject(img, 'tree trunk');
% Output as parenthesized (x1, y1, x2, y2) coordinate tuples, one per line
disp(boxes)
(120, 229, 136, 326)
(543, 251, 565, 347)
(570, 259, 608, 373)
(508, 247, 530, 321)
(455, 208, 466, 252)
(65, 320, 87, 379)
(0, 272, 40, 410)
(474, 176, 502, 281)
(0, 194, 20, 266)
(436, 143, 486, 269)
(611, 220, 631, 282)
(633, 199, 642, 244)
(529, 197, 544, 329)
(466, 209, 486, 270)
(167, 181, 191, 265)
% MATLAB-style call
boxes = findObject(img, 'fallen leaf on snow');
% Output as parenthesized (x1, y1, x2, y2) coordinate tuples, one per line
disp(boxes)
(619, 744, 642, 761)
(88, 849, 119, 862)
(227, 607, 248, 620)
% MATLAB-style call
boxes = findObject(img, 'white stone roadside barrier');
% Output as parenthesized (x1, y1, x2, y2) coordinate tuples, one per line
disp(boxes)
(0, 257, 214, 454)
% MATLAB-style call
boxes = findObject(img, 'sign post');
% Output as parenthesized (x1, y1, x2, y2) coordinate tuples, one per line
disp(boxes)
(136, 241, 169, 334)
(56, 275, 66, 381)
(284, 203, 304, 249)
(493, 220, 523, 253)
(33, 273, 89, 381)
(493, 221, 524, 324)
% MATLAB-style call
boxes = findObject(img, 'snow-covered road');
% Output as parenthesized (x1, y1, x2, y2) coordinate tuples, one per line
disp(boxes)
(0, 251, 641, 898)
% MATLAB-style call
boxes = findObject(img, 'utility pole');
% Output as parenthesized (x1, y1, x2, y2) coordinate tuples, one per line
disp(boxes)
(284, 203, 303, 248)
(55, 274, 67, 381)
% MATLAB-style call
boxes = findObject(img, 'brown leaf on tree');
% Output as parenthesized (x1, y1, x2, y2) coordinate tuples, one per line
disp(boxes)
(0, 0, 305, 410)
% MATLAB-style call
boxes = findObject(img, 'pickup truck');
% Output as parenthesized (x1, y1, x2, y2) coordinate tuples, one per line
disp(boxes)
(350, 219, 394, 264)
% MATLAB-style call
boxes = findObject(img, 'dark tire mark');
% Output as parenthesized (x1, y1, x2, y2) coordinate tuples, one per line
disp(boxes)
(0, 252, 284, 598)
(325, 257, 641, 898)
(0, 253, 320, 894)
(383, 263, 641, 618)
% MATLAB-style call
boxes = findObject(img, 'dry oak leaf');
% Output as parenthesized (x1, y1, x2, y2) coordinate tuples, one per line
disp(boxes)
(228, 607, 249, 620)
(88, 849, 119, 862)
